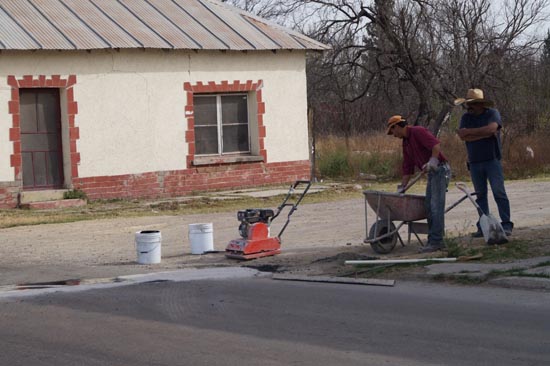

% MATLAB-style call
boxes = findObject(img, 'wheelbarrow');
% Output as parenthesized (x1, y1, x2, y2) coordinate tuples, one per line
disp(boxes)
(363, 190, 472, 254)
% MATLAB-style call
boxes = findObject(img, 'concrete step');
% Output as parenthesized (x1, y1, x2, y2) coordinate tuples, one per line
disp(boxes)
(19, 198, 87, 210)
(20, 189, 68, 204)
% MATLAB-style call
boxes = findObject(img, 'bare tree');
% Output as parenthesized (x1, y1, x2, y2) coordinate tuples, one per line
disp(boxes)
(226, 0, 550, 136)
(290, 0, 548, 132)
(220, 0, 302, 23)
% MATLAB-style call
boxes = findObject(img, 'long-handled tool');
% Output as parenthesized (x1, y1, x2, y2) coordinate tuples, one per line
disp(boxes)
(399, 170, 425, 194)
(225, 180, 311, 260)
(455, 182, 508, 245)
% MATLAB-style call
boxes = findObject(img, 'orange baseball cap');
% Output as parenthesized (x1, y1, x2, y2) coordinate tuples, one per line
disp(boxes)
(387, 115, 406, 135)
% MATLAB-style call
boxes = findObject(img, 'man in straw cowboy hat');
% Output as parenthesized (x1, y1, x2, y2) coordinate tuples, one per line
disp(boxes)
(455, 88, 513, 237)
(387, 115, 451, 253)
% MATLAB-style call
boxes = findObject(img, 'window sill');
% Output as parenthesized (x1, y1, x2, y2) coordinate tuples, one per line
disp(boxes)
(192, 155, 264, 166)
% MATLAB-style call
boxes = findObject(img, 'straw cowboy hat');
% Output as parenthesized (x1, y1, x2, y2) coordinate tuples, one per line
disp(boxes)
(386, 115, 406, 135)
(454, 88, 494, 107)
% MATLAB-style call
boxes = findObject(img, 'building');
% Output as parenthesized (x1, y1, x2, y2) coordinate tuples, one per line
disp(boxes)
(0, 0, 328, 208)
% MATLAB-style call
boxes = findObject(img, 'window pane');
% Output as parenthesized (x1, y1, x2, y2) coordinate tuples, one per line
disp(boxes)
(22, 152, 34, 187)
(195, 126, 218, 155)
(20, 91, 38, 133)
(21, 133, 59, 151)
(194, 96, 217, 126)
(223, 124, 249, 153)
(33, 152, 48, 187)
(36, 89, 60, 133)
(46, 151, 63, 186)
(221, 95, 247, 125)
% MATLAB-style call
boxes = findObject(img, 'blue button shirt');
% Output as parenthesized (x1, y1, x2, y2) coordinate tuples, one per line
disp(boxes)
(459, 108, 502, 163)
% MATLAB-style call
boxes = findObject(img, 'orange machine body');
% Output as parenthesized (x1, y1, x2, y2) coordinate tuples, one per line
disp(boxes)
(225, 180, 311, 260)
(225, 222, 281, 260)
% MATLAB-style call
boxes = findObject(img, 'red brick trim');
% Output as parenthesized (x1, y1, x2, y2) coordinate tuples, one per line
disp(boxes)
(72, 160, 310, 201)
(183, 80, 267, 167)
(7, 74, 80, 184)
(0, 182, 20, 208)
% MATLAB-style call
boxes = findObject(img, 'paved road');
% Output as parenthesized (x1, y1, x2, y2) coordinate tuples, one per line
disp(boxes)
(1, 269, 548, 366)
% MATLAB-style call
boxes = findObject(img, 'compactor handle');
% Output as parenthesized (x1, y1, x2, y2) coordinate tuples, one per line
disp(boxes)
(274, 180, 311, 239)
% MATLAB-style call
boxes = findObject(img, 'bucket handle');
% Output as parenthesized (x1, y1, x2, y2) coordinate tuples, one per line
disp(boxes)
(138, 244, 160, 254)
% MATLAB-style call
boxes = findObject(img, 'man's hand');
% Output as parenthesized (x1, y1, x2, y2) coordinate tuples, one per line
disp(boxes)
(458, 122, 498, 141)
(424, 157, 439, 172)
(457, 128, 469, 140)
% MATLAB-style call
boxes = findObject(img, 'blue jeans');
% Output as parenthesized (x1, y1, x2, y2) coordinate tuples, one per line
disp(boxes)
(469, 159, 513, 232)
(425, 163, 450, 246)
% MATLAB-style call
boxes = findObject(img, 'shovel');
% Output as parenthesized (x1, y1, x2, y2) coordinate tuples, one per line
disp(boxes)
(399, 171, 425, 194)
(455, 182, 508, 245)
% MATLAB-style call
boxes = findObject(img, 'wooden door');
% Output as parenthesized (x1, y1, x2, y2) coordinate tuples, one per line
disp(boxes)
(19, 89, 64, 189)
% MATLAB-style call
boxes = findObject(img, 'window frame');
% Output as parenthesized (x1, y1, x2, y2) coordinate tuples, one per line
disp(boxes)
(184, 80, 267, 167)
(194, 93, 251, 156)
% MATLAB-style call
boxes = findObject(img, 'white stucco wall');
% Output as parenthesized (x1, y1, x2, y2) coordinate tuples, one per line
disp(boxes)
(0, 49, 309, 179)
(0, 84, 12, 181)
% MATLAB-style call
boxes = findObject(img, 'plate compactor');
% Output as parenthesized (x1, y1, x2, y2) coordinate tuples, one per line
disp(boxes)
(225, 180, 311, 260)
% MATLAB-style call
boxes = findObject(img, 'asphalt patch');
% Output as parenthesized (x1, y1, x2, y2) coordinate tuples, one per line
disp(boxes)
(244, 264, 281, 273)
(311, 252, 379, 264)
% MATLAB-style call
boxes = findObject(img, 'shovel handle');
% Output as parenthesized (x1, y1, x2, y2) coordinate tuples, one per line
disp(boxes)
(455, 182, 484, 216)
(401, 171, 425, 194)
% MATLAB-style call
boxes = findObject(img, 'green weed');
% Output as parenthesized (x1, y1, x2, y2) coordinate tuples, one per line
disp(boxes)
(318, 148, 353, 177)
(478, 240, 531, 261)
(444, 236, 482, 258)
(63, 189, 87, 200)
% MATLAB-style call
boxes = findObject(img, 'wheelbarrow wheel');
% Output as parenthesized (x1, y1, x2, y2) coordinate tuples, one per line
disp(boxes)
(368, 220, 397, 254)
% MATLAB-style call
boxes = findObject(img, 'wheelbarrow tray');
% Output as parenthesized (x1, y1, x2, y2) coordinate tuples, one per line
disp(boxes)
(363, 190, 427, 222)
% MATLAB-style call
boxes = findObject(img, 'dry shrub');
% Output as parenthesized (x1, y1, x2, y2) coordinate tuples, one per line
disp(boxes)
(439, 133, 468, 180)
(316, 133, 403, 179)
(316, 130, 550, 181)
(501, 133, 550, 179)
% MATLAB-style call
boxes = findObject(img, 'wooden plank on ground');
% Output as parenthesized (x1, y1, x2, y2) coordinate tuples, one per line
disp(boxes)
(272, 274, 395, 287)
(345, 258, 457, 265)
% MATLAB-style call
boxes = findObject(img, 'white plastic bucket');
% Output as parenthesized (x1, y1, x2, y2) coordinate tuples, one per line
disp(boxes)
(189, 223, 214, 254)
(135, 230, 161, 264)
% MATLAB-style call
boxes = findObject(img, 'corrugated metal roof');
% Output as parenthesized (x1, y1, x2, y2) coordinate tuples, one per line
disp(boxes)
(0, 0, 329, 51)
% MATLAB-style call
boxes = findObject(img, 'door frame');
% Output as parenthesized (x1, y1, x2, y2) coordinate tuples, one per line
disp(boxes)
(7, 74, 80, 191)
(19, 88, 65, 190)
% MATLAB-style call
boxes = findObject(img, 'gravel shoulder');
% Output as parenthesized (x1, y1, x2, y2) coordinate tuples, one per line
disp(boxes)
(1, 179, 549, 287)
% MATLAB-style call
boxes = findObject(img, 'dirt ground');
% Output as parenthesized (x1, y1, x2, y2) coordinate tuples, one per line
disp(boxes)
(1, 179, 549, 286)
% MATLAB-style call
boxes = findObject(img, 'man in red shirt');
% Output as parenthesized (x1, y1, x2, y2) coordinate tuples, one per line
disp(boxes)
(387, 115, 451, 253)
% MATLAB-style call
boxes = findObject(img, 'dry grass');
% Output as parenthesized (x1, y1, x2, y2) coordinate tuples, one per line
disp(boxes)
(0, 184, 369, 229)
(316, 130, 550, 181)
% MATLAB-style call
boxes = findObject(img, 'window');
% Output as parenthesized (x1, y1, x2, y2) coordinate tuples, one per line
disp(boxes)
(194, 94, 250, 155)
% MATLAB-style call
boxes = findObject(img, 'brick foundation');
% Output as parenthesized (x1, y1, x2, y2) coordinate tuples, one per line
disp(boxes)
(72, 160, 310, 201)
(0, 182, 21, 208)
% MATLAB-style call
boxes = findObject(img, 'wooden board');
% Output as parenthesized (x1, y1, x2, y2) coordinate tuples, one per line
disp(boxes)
(272, 274, 395, 287)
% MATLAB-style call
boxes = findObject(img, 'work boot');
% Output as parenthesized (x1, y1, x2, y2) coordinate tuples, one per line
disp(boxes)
(418, 244, 445, 253)
(471, 231, 483, 238)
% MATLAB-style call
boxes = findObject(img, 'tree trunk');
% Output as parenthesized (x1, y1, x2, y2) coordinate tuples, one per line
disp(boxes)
(308, 106, 316, 181)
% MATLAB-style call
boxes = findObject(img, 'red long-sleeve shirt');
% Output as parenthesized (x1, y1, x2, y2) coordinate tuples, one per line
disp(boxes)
(402, 126, 447, 175)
